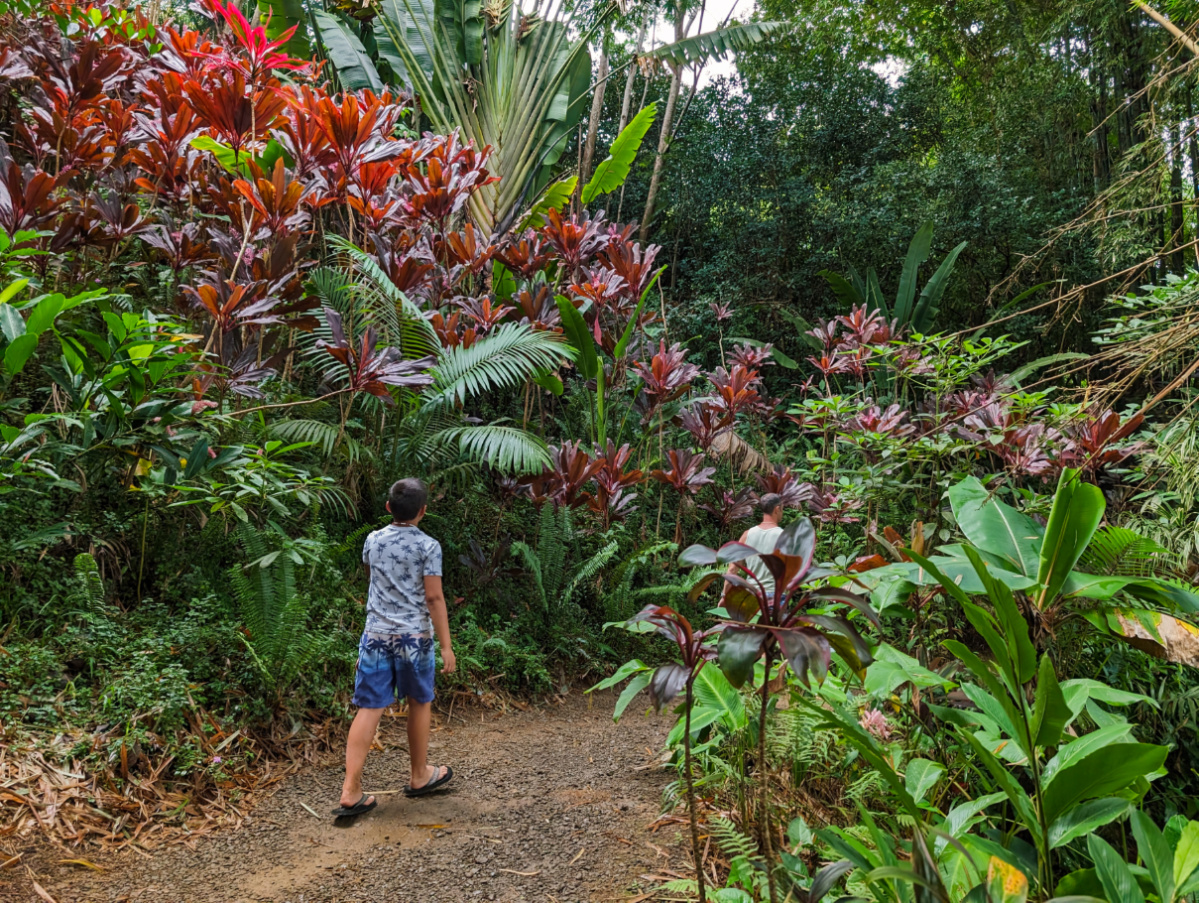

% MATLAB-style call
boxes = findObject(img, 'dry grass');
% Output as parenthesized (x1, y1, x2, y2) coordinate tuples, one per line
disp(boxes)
(0, 713, 344, 858)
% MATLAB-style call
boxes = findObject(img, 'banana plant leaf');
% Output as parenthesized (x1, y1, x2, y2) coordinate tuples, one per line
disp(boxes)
(256, 0, 311, 57)
(582, 101, 657, 205)
(312, 9, 384, 92)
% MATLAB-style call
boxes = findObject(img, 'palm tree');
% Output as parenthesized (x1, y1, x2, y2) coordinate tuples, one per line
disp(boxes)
(280, 0, 777, 233)
(306, 238, 569, 478)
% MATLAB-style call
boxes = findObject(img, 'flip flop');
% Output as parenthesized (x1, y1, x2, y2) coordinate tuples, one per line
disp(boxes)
(404, 765, 453, 798)
(331, 794, 377, 817)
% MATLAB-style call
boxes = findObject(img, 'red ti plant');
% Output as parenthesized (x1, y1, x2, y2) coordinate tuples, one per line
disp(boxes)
(699, 487, 756, 531)
(680, 519, 878, 903)
(679, 403, 727, 451)
(1060, 408, 1146, 478)
(754, 464, 813, 510)
(315, 304, 435, 453)
(633, 340, 699, 422)
(523, 441, 603, 509)
(316, 306, 435, 401)
(650, 448, 716, 542)
(624, 604, 717, 903)
(589, 440, 644, 528)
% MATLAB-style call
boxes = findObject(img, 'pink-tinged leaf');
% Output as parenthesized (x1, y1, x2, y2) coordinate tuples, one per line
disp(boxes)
(679, 544, 719, 566)
(648, 663, 690, 712)
(717, 626, 769, 688)
(776, 627, 830, 686)
(716, 541, 763, 564)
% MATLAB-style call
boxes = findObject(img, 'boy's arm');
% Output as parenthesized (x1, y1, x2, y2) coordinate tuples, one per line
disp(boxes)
(424, 575, 456, 673)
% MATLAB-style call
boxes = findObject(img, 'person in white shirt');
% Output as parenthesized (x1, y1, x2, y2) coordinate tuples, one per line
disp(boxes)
(726, 493, 784, 597)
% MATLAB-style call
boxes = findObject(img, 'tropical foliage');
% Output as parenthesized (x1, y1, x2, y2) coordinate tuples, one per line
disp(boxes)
(6, 2, 1199, 903)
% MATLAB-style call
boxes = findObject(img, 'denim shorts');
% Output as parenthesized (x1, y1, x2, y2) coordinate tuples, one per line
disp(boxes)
(352, 632, 436, 708)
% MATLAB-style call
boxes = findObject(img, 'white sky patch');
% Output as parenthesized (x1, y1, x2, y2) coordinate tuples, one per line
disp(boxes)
(690, 0, 744, 89)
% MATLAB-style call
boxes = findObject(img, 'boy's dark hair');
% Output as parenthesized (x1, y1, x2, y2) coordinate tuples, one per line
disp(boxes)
(758, 493, 783, 517)
(388, 478, 428, 521)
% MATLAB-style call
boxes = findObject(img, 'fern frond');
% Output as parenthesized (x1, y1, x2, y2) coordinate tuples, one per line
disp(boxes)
(510, 540, 547, 609)
(539, 504, 568, 601)
(710, 817, 759, 859)
(563, 540, 618, 608)
(73, 553, 106, 614)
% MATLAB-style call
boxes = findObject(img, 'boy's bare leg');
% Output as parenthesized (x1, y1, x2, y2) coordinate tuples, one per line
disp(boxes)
(406, 699, 446, 788)
(341, 706, 385, 807)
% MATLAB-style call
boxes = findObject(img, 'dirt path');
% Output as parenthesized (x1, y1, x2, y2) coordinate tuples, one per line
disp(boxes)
(17, 692, 684, 903)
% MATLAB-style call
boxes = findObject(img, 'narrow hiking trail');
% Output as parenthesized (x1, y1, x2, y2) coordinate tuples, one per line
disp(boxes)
(15, 692, 686, 903)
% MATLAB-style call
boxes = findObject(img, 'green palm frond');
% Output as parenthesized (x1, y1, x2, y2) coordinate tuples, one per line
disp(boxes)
(326, 236, 442, 359)
(1080, 525, 1176, 578)
(643, 21, 781, 68)
(434, 423, 550, 474)
(426, 323, 567, 408)
(269, 418, 375, 466)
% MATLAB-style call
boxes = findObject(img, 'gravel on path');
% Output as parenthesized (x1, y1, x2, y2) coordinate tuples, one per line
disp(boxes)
(16, 691, 683, 903)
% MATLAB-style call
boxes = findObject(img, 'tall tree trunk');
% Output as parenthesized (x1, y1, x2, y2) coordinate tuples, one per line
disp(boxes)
(1187, 79, 1199, 202)
(1089, 29, 1112, 191)
(1172, 121, 1185, 273)
(580, 47, 610, 194)
(639, 60, 682, 243)
(619, 18, 648, 135)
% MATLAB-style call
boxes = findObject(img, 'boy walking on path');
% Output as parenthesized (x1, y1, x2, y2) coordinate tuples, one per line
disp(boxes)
(334, 478, 456, 817)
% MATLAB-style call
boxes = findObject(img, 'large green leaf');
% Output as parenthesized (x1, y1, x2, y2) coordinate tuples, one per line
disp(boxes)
(1042, 742, 1167, 826)
(820, 269, 863, 309)
(717, 626, 768, 689)
(644, 21, 781, 67)
(1042, 723, 1137, 784)
(1035, 468, 1105, 609)
(1088, 834, 1146, 903)
(894, 220, 933, 326)
(582, 102, 657, 205)
(1131, 810, 1175, 903)
(256, 0, 311, 58)
(904, 758, 944, 804)
(375, 0, 434, 86)
(1175, 820, 1199, 895)
(554, 295, 598, 380)
(312, 9, 384, 92)
(911, 239, 967, 332)
(613, 669, 651, 720)
(691, 662, 747, 731)
(1031, 653, 1070, 748)
(3, 333, 38, 374)
(949, 477, 1043, 578)
(1048, 798, 1132, 849)
(532, 38, 592, 204)
(521, 176, 577, 231)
